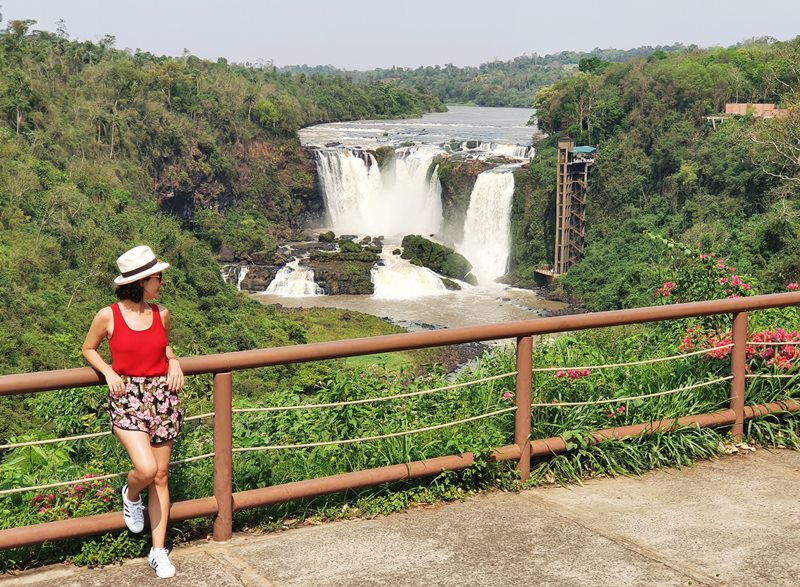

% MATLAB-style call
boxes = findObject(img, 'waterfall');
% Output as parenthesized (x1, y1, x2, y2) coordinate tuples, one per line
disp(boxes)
(456, 142, 533, 160)
(221, 264, 248, 290)
(457, 170, 516, 284)
(236, 266, 249, 290)
(265, 260, 322, 296)
(371, 252, 448, 299)
(314, 145, 443, 237)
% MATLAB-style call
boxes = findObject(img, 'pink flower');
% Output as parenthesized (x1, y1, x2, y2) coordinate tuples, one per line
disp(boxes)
(501, 392, 513, 400)
(656, 281, 675, 297)
(788, 283, 799, 290)
(617, 405, 625, 414)
(719, 277, 728, 285)
(731, 275, 743, 287)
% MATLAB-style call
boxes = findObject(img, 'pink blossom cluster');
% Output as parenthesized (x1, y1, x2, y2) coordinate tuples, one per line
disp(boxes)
(606, 405, 626, 419)
(788, 283, 799, 290)
(659, 252, 754, 302)
(747, 328, 800, 370)
(712, 257, 752, 297)
(679, 326, 733, 359)
(680, 326, 800, 370)
(32, 474, 115, 517)
(555, 369, 591, 380)
(656, 281, 675, 297)
(502, 392, 514, 401)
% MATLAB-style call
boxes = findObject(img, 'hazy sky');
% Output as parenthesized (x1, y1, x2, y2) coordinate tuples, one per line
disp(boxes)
(4, 0, 800, 70)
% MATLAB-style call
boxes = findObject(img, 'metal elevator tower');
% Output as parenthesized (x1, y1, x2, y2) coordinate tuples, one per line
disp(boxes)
(553, 138, 596, 275)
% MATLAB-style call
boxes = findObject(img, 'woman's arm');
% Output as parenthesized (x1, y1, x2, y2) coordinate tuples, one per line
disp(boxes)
(160, 306, 184, 392)
(82, 308, 125, 395)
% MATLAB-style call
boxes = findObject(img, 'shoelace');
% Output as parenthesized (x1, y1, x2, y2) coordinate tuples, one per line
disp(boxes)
(126, 498, 145, 525)
(131, 503, 144, 525)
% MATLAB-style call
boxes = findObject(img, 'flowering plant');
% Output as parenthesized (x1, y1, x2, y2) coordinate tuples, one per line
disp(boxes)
(31, 474, 117, 521)
(554, 369, 591, 380)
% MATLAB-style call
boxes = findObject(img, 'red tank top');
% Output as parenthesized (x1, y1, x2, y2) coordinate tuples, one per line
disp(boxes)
(109, 303, 169, 377)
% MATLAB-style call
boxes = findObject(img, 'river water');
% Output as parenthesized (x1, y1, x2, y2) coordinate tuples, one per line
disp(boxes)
(254, 106, 564, 330)
(299, 105, 537, 148)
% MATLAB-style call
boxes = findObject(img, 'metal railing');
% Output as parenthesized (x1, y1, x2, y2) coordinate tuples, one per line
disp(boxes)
(1, 292, 800, 549)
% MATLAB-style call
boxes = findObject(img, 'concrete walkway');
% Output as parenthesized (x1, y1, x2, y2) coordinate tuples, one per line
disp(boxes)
(3, 448, 800, 586)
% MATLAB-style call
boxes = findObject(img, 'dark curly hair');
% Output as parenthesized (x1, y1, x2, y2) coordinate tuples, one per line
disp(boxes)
(115, 280, 144, 303)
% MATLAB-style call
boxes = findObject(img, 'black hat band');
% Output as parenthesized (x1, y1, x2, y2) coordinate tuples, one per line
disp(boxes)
(121, 257, 158, 278)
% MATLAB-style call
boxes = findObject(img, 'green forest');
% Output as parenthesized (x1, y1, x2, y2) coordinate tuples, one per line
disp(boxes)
(282, 44, 689, 107)
(510, 37, 800, 309)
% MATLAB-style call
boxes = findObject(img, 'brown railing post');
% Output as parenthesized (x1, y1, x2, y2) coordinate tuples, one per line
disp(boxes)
(730, 312, 748, 439)
(213, 372, 233, 541)
(515, 336, 533, 481)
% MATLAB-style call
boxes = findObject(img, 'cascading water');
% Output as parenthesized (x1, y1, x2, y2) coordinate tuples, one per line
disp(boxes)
(236, 266, 249, 290)
(457, 170, 516, 284)
(314, 145, 444, 238)
(371, 252, 448, 299)
(265, 260, 322, 296)
(454, 142, 533, 160)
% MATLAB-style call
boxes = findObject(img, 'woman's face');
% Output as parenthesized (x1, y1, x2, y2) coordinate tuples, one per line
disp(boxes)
(142, 273, 164, 300)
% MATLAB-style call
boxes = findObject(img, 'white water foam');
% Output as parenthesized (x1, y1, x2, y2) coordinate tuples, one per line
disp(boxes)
(457, 170, 516, 284)
(371, 252, 448, 299)
(314, 145, 444, 238)
(265, 260, 322, 296)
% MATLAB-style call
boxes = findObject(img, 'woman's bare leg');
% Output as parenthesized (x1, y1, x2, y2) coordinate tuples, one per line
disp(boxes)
(148, 440, 173, 549)
(113, 428, 157, 500)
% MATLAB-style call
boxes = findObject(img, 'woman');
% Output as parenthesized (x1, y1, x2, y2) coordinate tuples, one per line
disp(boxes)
(82, 245, 184, 579)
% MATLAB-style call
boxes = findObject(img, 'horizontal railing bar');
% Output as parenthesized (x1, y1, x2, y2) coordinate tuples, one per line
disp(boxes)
(231, 445, 521, 512)
(2, 398, 797, 550)
(0, 496, 218, 550)
(3, 292, 800, 396)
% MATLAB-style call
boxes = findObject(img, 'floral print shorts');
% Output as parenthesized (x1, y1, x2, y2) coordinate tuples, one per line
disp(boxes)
(108, 376, 183, 444)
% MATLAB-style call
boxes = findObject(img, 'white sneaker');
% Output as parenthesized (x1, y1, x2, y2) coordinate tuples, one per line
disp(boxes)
(121, 484, 145, 533)
(148, 547, 176, 579)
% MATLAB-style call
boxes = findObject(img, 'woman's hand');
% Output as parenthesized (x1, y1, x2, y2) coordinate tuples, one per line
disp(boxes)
(167, 358, 184, 392)
(106, 371, 126, 397)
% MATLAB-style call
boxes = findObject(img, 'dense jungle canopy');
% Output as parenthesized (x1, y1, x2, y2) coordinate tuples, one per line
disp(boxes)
(509, 37, 800, 308)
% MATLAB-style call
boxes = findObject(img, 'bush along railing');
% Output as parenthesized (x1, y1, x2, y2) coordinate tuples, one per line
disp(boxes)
(1, 292, 800, 550)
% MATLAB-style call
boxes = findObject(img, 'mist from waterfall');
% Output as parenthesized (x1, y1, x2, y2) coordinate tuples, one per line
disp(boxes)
(457, 170, 516, 284)
(314, 145, 444, 238)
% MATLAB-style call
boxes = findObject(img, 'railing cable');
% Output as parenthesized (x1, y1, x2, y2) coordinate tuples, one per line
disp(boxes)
(530, 376, 733, 408)
(233, 371, 518, 414)
(0, 412, 214, 451)
(0, 452, 217, 497)
(232, 406, 517, 453)
(530, 344, 735, 373)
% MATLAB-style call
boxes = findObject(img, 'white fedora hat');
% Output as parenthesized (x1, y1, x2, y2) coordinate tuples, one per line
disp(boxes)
(114, 245, 170, 285)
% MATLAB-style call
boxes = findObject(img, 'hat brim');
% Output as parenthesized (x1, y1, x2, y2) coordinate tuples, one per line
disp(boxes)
(113, 261, 170, 285)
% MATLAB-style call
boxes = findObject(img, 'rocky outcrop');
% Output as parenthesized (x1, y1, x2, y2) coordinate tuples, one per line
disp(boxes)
(436, 157, 496, 246)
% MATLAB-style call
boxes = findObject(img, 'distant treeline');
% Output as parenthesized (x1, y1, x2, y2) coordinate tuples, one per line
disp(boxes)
(280, 44, 691, 106)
